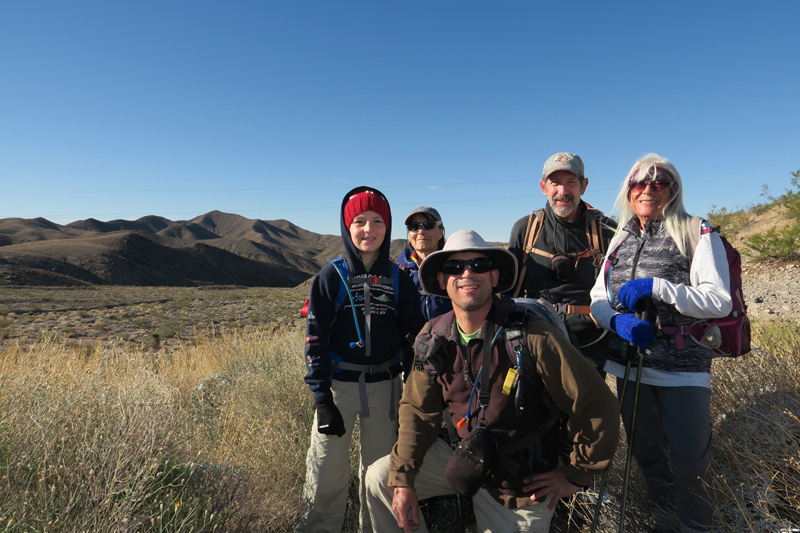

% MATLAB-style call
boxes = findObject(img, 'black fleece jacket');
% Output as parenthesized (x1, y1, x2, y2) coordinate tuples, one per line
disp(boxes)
(303, 186, 425, 406)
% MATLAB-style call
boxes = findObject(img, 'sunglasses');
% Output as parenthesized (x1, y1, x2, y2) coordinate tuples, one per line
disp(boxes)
(407, 220, 440, 232)
(630, 179, 673, 193)
(441, 257, 494, 275)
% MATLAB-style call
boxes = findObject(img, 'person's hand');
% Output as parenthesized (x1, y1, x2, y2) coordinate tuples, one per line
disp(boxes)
(522, 465, 581, 511)
(616, 278, 654, 312)
(611, 313, 654, 349)
(392, 486, 421, 532)
(315, 400, 345, 437)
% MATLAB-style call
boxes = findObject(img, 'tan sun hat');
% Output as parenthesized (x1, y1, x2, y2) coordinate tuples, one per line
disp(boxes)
(418, 230, 517, 298)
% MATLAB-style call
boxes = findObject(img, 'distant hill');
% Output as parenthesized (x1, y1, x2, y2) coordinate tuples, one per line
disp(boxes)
(0, 211, 407, 287)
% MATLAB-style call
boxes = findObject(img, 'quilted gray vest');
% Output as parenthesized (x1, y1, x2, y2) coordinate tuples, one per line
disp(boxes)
(607, 219, 712, 373)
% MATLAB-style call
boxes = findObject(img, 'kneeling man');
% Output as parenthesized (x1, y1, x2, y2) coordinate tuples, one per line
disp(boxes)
(365, 230, 619, 532)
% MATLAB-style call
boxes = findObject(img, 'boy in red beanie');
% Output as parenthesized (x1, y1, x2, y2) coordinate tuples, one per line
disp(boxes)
(297, 186, 424, 532)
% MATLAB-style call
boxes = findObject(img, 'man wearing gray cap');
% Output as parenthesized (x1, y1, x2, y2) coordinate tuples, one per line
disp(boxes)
(365, 230, 619, 532)
(509, 152, 616, 373)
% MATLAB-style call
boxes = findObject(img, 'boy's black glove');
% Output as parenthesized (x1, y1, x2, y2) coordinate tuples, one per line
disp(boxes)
(315, 400, 345, 437)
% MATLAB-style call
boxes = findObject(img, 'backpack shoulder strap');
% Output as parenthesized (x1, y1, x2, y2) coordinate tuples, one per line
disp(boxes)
(687, 217, 703, 256)
(585, 204, 604, 256)
(579, 202, 608, 262)
(523, 209, 546, 254)
(391, 262, 400, 306)
(428, 312, 451, 337)
(687, 216, 719, 260)
(501, 312, 561, 432)
(328, 256, 350, 310)
(512, 209, 545, 297)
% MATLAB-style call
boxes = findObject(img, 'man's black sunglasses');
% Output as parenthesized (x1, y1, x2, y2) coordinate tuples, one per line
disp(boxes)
(441, 257, 494, 275)
(407, 220, 440, 232)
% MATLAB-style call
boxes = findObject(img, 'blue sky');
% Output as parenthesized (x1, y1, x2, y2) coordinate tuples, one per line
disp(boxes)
(2, 1, 798, 242)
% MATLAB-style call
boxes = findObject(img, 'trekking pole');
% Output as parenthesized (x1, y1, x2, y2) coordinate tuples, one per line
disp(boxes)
(589, 358, 634, 533)
(618, 299, 655, 533)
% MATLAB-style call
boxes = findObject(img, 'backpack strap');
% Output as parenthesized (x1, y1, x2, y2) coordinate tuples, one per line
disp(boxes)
(687, 216, 703, 257)
(661, 217, 718, 348)
(392, 262, 400, 306)
(329, 257, 365, 349)
(331, 354, 401, 419)
(330, 256, 350, 311)
(513, 206, 607, 299)
(477, 320, 494, 423)
(512, 210, 545, 297)
(329, 256, 403, 418)
(497, 313, 561, 475)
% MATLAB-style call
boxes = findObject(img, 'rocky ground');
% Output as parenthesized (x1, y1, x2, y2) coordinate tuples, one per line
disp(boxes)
(742, 259, 800, 325)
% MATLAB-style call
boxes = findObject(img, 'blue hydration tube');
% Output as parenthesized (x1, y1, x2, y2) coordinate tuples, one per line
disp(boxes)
(329, 259, 366, 349)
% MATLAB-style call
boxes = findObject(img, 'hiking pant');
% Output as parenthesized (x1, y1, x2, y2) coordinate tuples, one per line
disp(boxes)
(618, 380, 713, 532)
(296, 377, 400, 533)
(365, 438, 555, 533)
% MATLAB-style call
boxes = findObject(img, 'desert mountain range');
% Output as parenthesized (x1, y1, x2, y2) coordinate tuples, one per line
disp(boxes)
(0, 211, 407, 287)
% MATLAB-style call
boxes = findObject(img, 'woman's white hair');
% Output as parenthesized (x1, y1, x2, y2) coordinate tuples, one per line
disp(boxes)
(608, 153, 692, 258)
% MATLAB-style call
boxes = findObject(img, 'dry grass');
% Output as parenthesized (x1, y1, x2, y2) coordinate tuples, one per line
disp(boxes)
(0, 326, 314, 531)
(1, 310, 798, 532)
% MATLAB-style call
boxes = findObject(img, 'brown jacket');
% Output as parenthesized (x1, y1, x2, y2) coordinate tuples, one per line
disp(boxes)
(388, 298, 620, 508)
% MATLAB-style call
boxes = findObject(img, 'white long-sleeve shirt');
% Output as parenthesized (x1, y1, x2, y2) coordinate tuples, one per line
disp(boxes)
(590, 223, 732, 388)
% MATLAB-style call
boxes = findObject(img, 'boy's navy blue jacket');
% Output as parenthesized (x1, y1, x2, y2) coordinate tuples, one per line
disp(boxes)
(396, 244, 452, 321)
(303, 186, 425, 406)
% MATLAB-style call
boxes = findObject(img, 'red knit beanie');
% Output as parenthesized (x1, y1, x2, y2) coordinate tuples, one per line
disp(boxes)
(343, 190, 391, 228)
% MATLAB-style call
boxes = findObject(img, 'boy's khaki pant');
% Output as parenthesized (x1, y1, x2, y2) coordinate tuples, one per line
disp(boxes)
(296, 377, 400, 533)
(365, 438, 555, 533)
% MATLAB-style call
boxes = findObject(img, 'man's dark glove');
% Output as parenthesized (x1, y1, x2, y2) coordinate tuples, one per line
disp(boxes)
(611, 313, 654, 349)
(315, 400, 345, 437)
(616, 278, 654, 312)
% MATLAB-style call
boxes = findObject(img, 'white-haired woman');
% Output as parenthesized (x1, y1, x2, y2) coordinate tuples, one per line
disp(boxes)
(590, 154, 732, 533)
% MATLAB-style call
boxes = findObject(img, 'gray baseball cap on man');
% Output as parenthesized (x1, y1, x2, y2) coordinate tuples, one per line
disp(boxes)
(542, 152, 584, 180)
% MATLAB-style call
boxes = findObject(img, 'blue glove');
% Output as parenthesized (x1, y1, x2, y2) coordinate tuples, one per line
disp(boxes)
(616, 278, 654, 312)
(611, 313, 654, 349)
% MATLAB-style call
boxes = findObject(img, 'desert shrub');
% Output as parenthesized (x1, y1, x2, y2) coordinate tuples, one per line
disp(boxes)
(155, 320, 183, 339)
(744, 225, 800, 261)
(741, 170, 800, 261)
(707, 205, 754, 239)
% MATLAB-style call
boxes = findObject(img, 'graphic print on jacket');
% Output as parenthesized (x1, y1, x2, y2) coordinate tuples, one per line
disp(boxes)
(302, 186, 426, 407)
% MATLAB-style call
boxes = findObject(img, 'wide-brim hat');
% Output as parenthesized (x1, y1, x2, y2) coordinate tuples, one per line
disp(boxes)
(419, 230, 517, 298)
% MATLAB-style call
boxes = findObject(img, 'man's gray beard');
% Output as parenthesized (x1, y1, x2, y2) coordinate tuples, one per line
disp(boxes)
(550, 198, 578, 219)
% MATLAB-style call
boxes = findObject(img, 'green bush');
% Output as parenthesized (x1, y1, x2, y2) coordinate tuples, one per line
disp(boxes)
(707, 205, 752, 239)
(744, 225, 800, 261)
(740, 169, 800, 261)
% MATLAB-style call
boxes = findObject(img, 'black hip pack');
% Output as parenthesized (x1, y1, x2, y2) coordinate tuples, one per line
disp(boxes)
(446, 318, 496, 496)
(444, 424, 496, 496)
